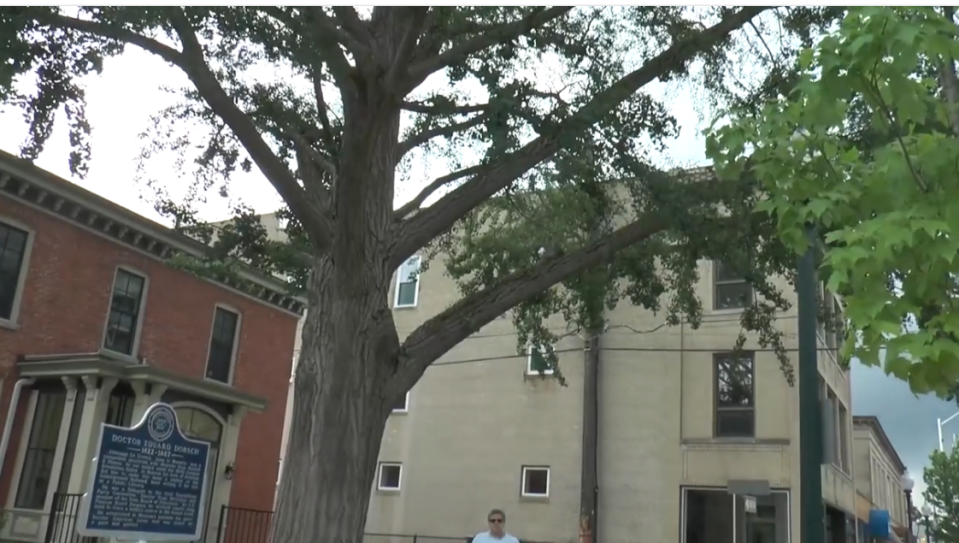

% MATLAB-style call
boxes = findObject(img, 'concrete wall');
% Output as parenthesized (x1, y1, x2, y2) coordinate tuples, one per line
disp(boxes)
(363, 254, 856, 543)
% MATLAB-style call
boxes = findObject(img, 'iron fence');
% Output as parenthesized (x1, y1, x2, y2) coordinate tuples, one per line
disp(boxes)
(44, 493, 95, 543)
(42, 496, 545, 543)
(364, 532, 471, 543)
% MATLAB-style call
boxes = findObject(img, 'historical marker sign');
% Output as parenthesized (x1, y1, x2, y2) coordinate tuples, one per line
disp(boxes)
(77, 402, 211, 541)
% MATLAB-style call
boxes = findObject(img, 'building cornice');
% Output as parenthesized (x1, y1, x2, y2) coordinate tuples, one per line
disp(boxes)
(853, 415, 907, 474)
(0, 150, 305, 316)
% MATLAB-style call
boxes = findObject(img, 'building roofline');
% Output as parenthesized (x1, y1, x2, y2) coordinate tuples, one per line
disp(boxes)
(853, 415, 907, 474)
(0, 149, 305, 316)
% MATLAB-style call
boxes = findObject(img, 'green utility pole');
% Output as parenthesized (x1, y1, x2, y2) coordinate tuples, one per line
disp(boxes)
(798, 231, 825, 543)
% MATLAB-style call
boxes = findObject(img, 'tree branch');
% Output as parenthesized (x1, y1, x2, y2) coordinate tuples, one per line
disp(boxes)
(395, 115, 486, 162)
(305, 7, 359, 85)
(332, 7, 371, 46)
(385, 7, 430, 91)
(393, 164, 488, 219)
(166, 8, 334, 249)
(407, 7, 574, 84)
(401, 100, 487, 115)
(391, 6, 769, 267)
(35, 12, 183, 66)
(395, 210, 671, 389)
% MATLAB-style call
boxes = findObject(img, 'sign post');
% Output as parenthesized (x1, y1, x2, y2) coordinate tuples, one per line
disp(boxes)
(77, 402, 211, 542)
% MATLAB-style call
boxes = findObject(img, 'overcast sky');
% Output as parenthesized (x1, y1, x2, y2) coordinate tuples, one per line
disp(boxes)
(0, 34, 948, 506)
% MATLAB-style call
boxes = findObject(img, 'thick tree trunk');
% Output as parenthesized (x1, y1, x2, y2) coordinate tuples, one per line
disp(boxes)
(270, 256, 399, 543)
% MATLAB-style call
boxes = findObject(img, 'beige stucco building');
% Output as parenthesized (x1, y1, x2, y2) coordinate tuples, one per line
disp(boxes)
(852, 416, 910, 541)
(357, 253, 856, 543)
(260, 198, 858, 542)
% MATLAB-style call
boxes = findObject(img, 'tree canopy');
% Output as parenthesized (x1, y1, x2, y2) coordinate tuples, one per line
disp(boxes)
(709, 6, 959, 399)
(924, 447, 959, 542)
(1, 6, 845, 542)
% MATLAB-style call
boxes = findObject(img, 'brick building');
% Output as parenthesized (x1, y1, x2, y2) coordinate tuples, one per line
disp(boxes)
(0, 150, 303, 543)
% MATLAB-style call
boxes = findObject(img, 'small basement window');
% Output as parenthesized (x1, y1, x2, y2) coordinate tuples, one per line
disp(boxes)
(378, 462, 402, 491)
(521, 466, 550, 497)
(392, 392, 410, 414)
(527, 345, 554, 375)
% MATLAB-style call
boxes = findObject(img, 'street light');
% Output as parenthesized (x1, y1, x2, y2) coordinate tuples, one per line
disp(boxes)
(921, 504, 933, 543)
(902, 472, 915, 536)
(937, 411, 959, 451)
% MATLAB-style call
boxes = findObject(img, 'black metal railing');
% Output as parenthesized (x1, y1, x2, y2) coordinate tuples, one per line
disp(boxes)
(45, 497, 544, 543)
(44, 493, 95, 543)
(365, 532, 471, 543)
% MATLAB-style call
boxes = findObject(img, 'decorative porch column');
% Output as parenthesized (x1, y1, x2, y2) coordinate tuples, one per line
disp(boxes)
(128, 380, 168, 423)
(64, 376, 118, 494)
(206, 406, 248, 543)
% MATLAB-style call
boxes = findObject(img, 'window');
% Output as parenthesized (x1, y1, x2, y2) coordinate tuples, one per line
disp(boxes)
(377, 462, 402, 491)
(714, 352, 755, 438)
(15, 388, 67, 509)
(527, 345, 554, 375)
(521, 466, 550, 497)
(822, 387, 840, 467)
(713, 260, 752, 310)
(0, 221, 29, 322)
(392, 392, 410, 413)
(103, 269, 146, 355)
(838, 404, 850, 473)
(394, 256, 421, 308)
(206, 306, 240, 383)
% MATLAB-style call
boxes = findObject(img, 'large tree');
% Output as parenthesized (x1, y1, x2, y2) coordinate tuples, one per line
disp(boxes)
(708, 7, 959, 398)
(1, 7, 838, 542)
(924, 448, 959, 543)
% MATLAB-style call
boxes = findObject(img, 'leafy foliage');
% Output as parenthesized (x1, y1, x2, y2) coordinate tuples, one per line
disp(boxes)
(924, 447, 959, 543)
(708, 7, 959, 397)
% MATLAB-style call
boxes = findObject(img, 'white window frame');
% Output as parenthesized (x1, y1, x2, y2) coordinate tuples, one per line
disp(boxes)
(100, 266, 149, 360)
(520, 466, 550, 498)
(391, 392, 410, 414)
(393, 255, 422, 308)
(203, 303, 243, 385)
(377, 462, 402, 491)
(0, 216, 36, 329)
(526, 345, 554, 375)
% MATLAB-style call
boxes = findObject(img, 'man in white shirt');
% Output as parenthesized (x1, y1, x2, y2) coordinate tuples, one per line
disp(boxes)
(472, 509, 520, 543)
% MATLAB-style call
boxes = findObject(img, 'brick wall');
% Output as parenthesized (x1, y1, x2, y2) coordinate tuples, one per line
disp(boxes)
(0, 195, 298, 511)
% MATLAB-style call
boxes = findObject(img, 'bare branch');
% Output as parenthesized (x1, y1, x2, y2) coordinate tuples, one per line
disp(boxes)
(166, 8, 335, 249)
(290, 131, 337, 177)
(332, 7, 371, 45)
(35, 12, 183, 66)
(386, 7, 430, 90)
(305, 7, 359, 85)
(391, 6, 769, 267)
(407, 7, 574, 84)
(393, 164, 488, 219)
(401, 100, 488, 115)
(395, 115, 486, 162)
(395, 210, 671, 389)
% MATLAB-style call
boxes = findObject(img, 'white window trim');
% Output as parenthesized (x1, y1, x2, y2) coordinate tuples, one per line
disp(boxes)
(203, 303, 243, 385)
(712, 259, 753, 312)
(393, 255, 422, 309)
(391, 392, 410, 414)
(0, 215, 36, 330)
(526, 345, 554, 375)
(100, 266, 150, 361)
(520, 466, 550, 498)
(377, 462, 402, 491)
(679, 487, 792, 543)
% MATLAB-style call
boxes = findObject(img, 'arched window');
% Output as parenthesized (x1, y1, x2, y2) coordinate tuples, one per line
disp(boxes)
(174, 406, 223, 443)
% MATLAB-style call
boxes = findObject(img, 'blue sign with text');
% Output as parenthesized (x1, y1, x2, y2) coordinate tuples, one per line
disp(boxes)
(77, 402, 211, 541)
